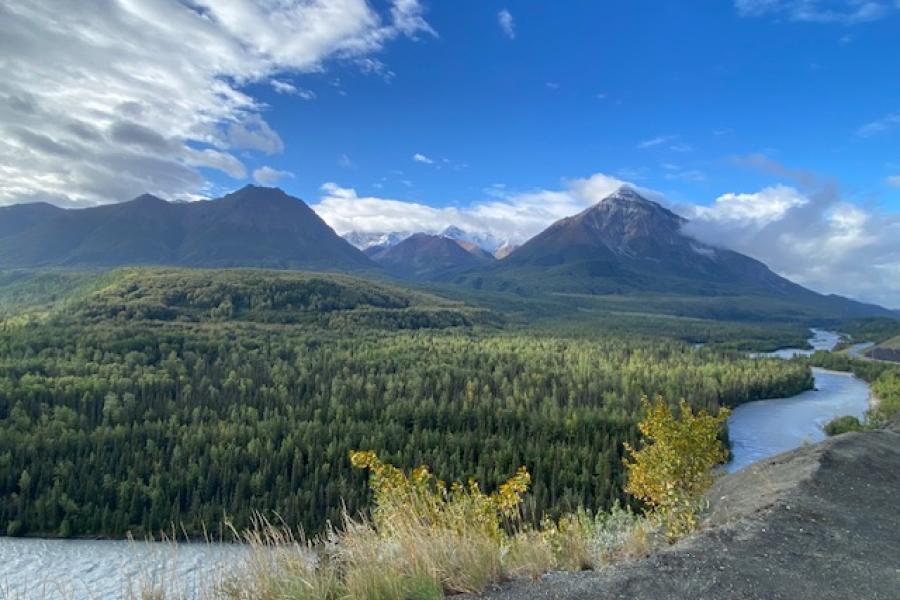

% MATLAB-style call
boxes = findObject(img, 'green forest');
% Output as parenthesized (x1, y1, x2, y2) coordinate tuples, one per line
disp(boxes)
(0, 269, 816, 539)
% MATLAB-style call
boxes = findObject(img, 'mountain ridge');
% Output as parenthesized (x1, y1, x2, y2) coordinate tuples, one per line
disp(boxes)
(0, 186, 376, 272)
(366, 233, 494, 279)
(445, 186, 891, 319)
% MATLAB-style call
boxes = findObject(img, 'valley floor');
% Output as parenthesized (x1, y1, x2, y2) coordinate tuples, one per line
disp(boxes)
(470, 426, 900, 600)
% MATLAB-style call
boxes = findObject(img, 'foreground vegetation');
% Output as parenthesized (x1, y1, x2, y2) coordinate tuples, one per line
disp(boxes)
(0, 268, 813, 540)
(136, 398, 725, 600)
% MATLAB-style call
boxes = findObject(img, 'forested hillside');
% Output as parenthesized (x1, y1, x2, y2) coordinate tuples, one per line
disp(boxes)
(0, 268, 812, 539)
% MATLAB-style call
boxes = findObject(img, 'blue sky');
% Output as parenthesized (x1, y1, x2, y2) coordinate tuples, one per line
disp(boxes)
(237, 1, 900, 211)
(2, 0, 900, 304)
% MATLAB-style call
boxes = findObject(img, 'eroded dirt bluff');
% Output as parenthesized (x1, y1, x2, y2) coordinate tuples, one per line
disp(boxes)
(474, 427, 900, 600)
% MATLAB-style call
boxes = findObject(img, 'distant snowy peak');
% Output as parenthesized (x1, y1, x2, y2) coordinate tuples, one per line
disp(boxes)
(344, 226, 511, 255)
(439, 226, 506, 254)
(342, 231, 414, 250)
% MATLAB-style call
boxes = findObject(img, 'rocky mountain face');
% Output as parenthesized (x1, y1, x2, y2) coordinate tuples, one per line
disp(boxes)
(0, 186, 376, 271)
(496, 187, 821, 295)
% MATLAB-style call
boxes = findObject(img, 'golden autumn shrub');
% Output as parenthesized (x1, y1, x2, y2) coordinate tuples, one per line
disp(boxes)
(349, 450, 531, 594)
(623, 396, 729, 539)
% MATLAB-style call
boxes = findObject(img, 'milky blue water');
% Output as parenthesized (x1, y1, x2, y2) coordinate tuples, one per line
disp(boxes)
(727, 330, 871, 472)
(726, 368, 870, 472)
(0, 537, 247, 599)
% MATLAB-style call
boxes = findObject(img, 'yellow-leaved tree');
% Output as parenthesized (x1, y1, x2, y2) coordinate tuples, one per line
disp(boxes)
(624, 396, 730, 539)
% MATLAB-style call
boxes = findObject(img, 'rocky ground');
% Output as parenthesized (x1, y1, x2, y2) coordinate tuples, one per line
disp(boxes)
(473, 427, 900, 600)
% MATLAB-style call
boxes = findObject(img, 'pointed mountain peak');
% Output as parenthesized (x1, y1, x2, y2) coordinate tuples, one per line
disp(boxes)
(441, 225, 466, 238)
(580, 186, 686, 228)
(129, 193, 167, 205)
(604, 185, 647, 202)
(225, 184, 290, 203)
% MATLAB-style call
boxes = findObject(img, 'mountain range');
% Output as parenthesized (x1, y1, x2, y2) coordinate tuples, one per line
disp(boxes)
(0, 185, 891, 319)
(343, 226, 514, 258)
(0, 186, 374, 271)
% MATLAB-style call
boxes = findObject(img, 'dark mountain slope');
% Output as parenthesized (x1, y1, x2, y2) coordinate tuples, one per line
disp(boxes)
(501, 187, 798, 295)
(368, 233, 494, 279)
(0, 186, 375, 272)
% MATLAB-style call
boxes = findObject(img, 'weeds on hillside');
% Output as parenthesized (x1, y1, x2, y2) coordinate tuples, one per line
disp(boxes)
(176, 452, 655, 600)
(133, 392, 733, 599)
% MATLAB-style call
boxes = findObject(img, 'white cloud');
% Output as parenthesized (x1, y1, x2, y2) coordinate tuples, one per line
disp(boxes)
(0, 0, 433, 207)
(735, 0, 897, 24)
(412, 152, 434, 164)
(312, 173, 629, 244)
(857, 113, 900, 137)
(497, 9, 515, 39)
(684, 184, 900, 307)
(270, 79, 316, 100)
(638, 135, 677, 149)
(226, 115, 285, 155)
(887, 175, 900, 187)
(252, 166, 294, 185)
(688, 185, 808, 228)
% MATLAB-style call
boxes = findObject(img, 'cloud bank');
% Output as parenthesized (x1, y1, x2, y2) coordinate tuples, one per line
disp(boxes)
(0, 0, 433, 207)
(313, 174, 627, 242)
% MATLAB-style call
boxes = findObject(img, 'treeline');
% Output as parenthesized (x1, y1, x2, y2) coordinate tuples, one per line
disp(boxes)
(0, 312, 811, 539)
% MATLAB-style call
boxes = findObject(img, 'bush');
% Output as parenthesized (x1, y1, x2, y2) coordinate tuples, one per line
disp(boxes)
(5, 519, 22, 537)
(824, 415, 864, 436)
(347, 450, 530, 595)
(624, 396, 730, 539)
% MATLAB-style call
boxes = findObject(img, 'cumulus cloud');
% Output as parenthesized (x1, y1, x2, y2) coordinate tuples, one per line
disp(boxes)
(735, 0, 897, 24)
(252, 166, 294, 185)
(412, 152, 434, 164)
(683, 182, 900, 307)
(0, 0, 433, 207)
(312, 174, 629, 243)
(497, 9, 515, 39)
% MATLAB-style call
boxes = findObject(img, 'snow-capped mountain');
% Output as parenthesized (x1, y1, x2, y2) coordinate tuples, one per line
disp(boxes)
(439, 226, 507, 254)
(342, 231, 414, 250)
(344, 226, 512, 256)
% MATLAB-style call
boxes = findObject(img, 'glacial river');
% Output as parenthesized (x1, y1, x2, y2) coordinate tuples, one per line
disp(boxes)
(0, 330, 873, 598)
(727, 329, 872, 472)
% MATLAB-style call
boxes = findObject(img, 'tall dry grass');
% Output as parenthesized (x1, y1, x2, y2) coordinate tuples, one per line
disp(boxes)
(172, 453, 656, 600)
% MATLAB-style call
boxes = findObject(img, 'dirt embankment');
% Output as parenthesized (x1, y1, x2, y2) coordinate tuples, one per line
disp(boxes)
(868, 347, 900, 363)
(474, 427, 900, 600)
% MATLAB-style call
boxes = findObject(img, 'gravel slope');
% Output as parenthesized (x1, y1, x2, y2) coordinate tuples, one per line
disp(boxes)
(472, 427, 900, 600)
